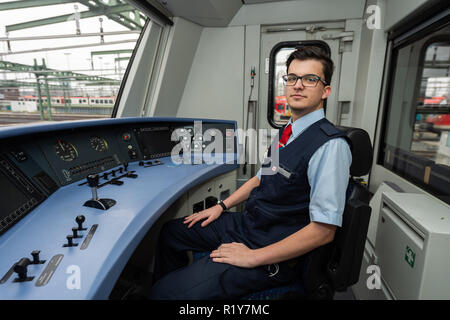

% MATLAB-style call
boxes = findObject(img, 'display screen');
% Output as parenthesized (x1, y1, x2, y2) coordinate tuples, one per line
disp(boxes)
(0, 157, 44, 236)
(136, 127, 177, 159)
(0, 169, 30, 222)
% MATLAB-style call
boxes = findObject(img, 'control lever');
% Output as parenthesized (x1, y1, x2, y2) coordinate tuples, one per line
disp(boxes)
(83, 174, 116, 210)
(121, 162, 137, 178)
(125, 171, 138, 179)
(63, 235, 78, 247)
(76, 215, 87, 231)
(110, 179, 124, 186)
(31, 250, 45, 264)
(13, 258, 34, 282)
(72, 227, 82, 238)
(144, 159, 163, 168)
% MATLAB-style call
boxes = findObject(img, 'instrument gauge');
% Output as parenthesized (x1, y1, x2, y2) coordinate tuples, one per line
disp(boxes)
(54, 139, 78, 162)
(90, 136, 109, 152)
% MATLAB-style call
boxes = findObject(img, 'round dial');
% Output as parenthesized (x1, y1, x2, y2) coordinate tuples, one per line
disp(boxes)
(89, 136, 108, 152)
(54, 139, 78, 162)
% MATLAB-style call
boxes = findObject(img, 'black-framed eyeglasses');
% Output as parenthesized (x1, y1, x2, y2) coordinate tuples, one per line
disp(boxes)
(282, 73, 328, 87)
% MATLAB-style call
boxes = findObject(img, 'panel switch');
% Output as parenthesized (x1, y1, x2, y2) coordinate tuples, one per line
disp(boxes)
(31, 250, 45, 264)
(13, 258, 34, 282)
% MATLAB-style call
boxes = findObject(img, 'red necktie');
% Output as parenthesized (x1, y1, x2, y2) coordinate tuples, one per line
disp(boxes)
(278, 124, 292, 149)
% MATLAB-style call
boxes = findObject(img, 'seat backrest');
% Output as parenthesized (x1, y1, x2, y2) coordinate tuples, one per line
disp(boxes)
(300, 126, 373, 298)
(327, 183, 372, 291)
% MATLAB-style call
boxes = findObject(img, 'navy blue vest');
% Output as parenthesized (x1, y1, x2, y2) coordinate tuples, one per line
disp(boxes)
(242, 117, 348, 248)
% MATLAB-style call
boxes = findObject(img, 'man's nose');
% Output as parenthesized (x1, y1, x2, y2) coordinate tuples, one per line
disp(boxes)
(293, 78, 304, 89)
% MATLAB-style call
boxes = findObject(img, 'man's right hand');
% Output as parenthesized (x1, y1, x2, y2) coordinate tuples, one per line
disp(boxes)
(183, 205, 223, 228)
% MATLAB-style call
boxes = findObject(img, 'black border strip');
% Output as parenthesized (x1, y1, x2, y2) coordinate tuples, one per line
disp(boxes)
(392, 9, 450, 49)
(388, 0, 449, 42)
(267, 41, 331, 129)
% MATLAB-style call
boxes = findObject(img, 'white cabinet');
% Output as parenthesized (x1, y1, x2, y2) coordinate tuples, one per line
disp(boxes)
(376, 192, 450, 299)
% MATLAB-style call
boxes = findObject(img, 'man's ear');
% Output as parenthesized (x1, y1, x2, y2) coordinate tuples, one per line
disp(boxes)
(321, 85, 332, 100)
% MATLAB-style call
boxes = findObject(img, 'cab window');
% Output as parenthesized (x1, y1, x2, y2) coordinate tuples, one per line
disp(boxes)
(379, 19, 449, 204)
(0, 1, 147, 126)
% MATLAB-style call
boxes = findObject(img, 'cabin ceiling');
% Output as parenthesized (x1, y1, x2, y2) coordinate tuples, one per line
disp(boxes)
(149, 0, 321, 27)
(152, 0, 243, 27)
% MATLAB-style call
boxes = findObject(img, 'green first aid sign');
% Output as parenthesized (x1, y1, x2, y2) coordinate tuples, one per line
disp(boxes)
(405, 246, 416, 268)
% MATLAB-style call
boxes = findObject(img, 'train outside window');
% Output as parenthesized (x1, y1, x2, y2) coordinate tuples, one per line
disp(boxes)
(0, 3, 147, 124)
(380, 23, 449, 204)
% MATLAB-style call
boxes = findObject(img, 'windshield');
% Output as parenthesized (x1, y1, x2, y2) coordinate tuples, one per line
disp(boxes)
(0, 0, 146, 126)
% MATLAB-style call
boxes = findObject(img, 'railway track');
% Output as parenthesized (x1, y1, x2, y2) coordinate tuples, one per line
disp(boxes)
(0, 112, 107, 126)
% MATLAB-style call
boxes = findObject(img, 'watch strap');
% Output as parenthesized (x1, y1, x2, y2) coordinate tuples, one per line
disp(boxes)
(217, 200, 227, 211)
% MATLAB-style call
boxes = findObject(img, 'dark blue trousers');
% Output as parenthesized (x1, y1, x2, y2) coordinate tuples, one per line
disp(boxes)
(149, 212, 302, 300)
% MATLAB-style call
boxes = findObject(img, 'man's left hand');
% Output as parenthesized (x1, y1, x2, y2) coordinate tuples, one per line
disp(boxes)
(210, 242, 259, 268)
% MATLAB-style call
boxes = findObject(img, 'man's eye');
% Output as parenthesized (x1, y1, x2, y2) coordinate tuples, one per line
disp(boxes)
(305, 77, 317, 83)
(287, 76, 297, 81)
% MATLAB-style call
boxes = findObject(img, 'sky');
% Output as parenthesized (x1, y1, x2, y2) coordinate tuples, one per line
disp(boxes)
(0, 1, 142, 91)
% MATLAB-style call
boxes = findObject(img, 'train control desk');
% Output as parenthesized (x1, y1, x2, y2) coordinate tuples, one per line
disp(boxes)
(0, 117, 238, 299)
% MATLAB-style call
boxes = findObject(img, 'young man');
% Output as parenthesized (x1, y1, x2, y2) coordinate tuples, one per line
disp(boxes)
(149, 46, 352, 299)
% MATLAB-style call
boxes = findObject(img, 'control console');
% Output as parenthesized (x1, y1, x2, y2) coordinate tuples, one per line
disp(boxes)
(1, 214, 98, 289)
(0, 117, 238, 299)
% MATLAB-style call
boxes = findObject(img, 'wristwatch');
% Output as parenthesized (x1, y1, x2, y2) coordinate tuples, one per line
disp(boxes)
(217, 200, 227, 211)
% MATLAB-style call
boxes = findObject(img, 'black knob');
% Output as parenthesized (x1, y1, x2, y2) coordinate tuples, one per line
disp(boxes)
(14, 258, 31, 280)
(72, 227, 80, 238)
(64, 234, 78, 247)
(126, 171, 137, 179)
(103, 172, 109, 180)
(111, 169, 116, 177)
(119, 167, 123, 174)
(31, 250, 41, 264)
(128, 150, 137, 159)
(87, 174, 99, 188)
(110, 179, 124, 186)
(76, 215, 86, 231)
(123, 162, 128, 171)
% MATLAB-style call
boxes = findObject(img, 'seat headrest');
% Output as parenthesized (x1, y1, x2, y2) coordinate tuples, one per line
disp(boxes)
(336, 126, 373, 177)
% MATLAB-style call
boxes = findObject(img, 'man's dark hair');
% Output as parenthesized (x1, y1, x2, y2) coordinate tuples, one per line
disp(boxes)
(285, 46, 334, 85)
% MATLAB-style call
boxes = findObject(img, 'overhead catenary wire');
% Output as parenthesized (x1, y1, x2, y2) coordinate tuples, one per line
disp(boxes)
(0, 39, 138, 56)
(0, 30, 141, 42)
(0, 68, 124, 74)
